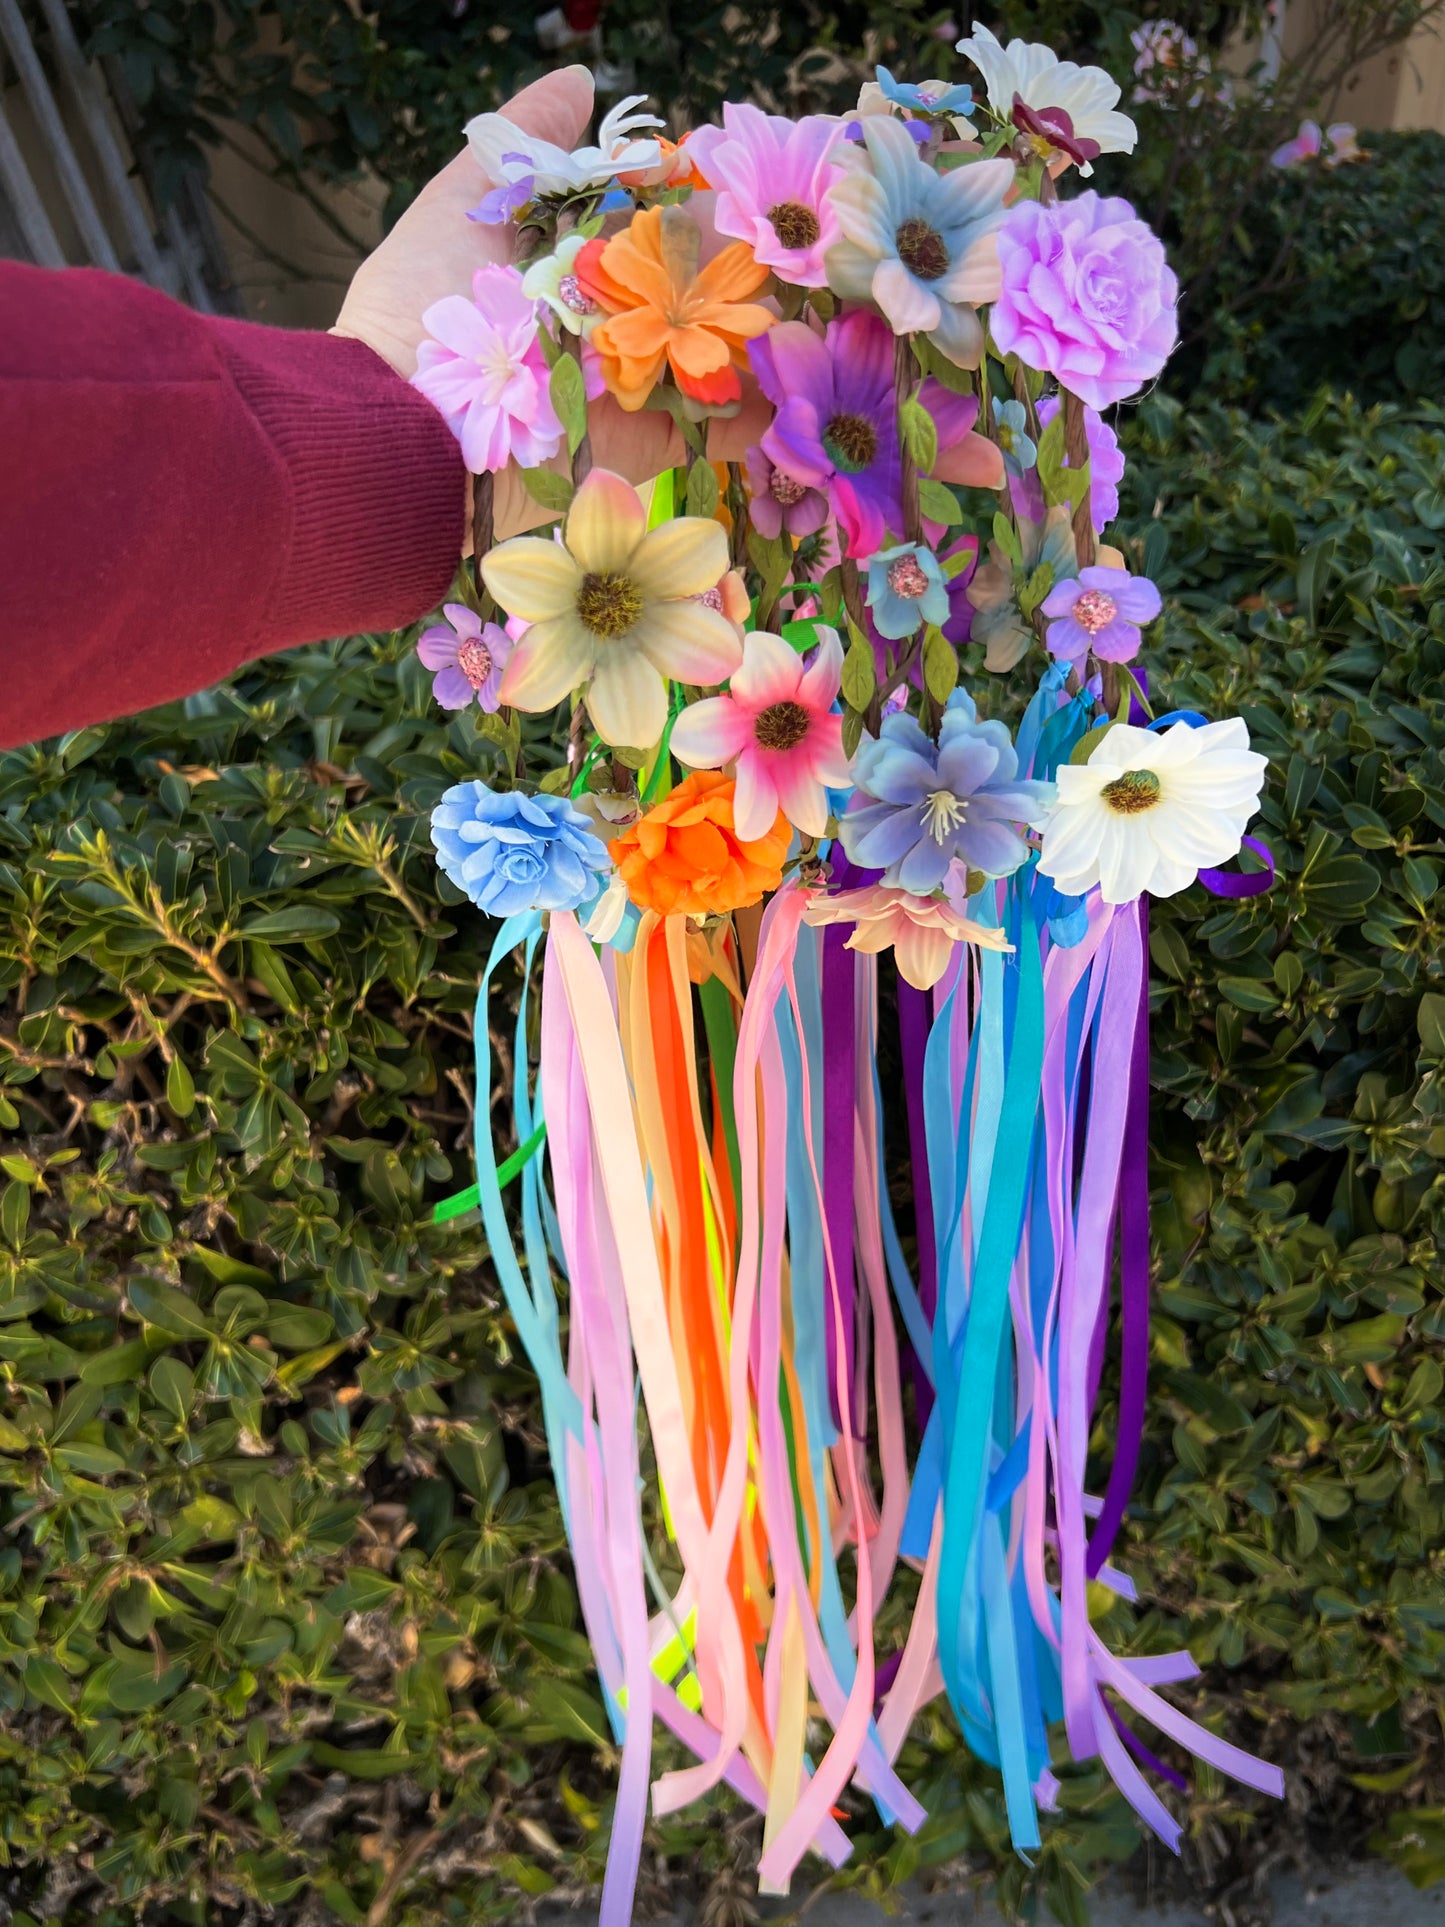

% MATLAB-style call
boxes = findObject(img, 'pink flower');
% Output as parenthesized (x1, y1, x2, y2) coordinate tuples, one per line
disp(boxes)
(744, 443, 830, 541)
(412, 263, 564, 474)
(803, 884, 1010, 990)
(417, 604, 514, 711)
(670, 627, 849, 841)
(1271, 119, 1322, 168)
(687, 104, 845, 289)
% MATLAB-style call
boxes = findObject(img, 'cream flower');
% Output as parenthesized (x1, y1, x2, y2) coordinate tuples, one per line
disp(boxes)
(956, 24, 1137, 174)
(803, 883, 1010, 990)
(1037, 718, 1267, 905)
(521, 232, 602, 337)
(486, 468, 738, 748)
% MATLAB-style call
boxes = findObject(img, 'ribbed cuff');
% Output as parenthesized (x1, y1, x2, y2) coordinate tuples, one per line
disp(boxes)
(210, 319, 465, 645)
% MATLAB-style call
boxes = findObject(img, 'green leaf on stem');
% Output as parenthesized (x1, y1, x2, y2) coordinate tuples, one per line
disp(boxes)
(922, 625, 960, 703)
(840, 622, 877, 714)
(521, 466, 575, 515)
(548, 354, 588, 459)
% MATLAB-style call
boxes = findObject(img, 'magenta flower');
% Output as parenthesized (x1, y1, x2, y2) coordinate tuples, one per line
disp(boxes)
(417, 604, 515, 711)
(744, 443, 829, 541)
(1010, 98, 1101, 170)
(687, 105, 845, 288)
(1041, 565, 1161, 664)
(749, 310, 994, 560)
(992, 193, 1178, 413)
(1010, 395, 1127, 534)
(669, 626, 850, 840)
(412, 263, 564, 474)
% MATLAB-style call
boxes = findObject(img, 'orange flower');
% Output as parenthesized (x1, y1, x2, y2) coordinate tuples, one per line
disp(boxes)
(575, 206, 775, 412)
(612, 770, 789, 918)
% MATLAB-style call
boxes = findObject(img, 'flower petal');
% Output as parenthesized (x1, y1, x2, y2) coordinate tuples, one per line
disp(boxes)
(587, 649, 670, 747)
(629, 515, 730, 599)
(565, 468, 649, 574)
(497, 614, 596, 713)
(483, 539, 582, 622)
(671, 695, 752, 767)
(630, 601, 743, 685)
(730, 629, 804, 707)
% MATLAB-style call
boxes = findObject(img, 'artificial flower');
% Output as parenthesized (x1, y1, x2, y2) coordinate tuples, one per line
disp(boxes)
(994, 398, 1037, 479)
(580, 869, 641, 950)
(698, 569, 753, 633)
(955, 23, 1136, 173)
(1041, 565, 1162, 665)
(825, 115, 1013, 367)
(866, 543, 950, 640)
(749, 310, 1003, 559)
(1036, 717, 1268, 904)
(412, 264, 565, 473)
(1010, 98, 1100, 171)
(684, 105, 846, 288)
(468, 153, 535, 225)
(465, 95, 664, 202)
(575, 205, 774, 411)
(611, 769, 790, 917)
(1025, 395, 1126, 533)
(417, 604, 514, 711)
(521, 231, 602, 336)
(992, 193, 1178, 413)
(484, 467, 738, 747)
(670, 626, 849, 840)
(430, 782, 609, 915)
(967, 505, 1078, 672)
(841, 691, 1054, 889)
(874, 65, 976, 118)
(743, 444, 830, 541)
(804, 882, 1010, 989)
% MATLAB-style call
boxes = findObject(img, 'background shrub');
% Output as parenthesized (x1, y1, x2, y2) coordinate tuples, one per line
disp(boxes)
(0, 391, 1440, 1924)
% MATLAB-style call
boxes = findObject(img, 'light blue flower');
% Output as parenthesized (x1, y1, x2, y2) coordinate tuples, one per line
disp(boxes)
(875, 66, 976, 118)
(840, 691, 1056, 892)
(994, 398, 1037, 478)
(865, 543, 951, 640)
(430, 782, 609, 916)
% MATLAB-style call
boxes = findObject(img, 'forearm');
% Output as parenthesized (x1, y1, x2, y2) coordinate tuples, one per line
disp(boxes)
(0, 264, 465, 751)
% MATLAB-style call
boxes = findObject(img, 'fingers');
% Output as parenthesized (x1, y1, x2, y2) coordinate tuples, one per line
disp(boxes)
(497, 64, 595, 152)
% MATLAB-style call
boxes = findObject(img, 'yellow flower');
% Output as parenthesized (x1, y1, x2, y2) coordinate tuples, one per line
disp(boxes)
(487, 468, 740, 747)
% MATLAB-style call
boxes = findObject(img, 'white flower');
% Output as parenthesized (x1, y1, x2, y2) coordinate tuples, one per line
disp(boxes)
(465, 95, 664, 199)
(581, 870, 631, 942)
(955, 23, 1137, 173)
(1037, 718, 1267, 904)
(521, 232, 602, 336)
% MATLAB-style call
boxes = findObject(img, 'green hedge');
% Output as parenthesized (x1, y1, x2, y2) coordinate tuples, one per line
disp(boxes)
(0, 391, 1440, 1924)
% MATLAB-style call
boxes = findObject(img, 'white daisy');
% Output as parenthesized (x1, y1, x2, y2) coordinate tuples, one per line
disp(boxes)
(1036, 718, 1267, 904)
(955, 24, 1137, 174)
(465, 95, 664, 200)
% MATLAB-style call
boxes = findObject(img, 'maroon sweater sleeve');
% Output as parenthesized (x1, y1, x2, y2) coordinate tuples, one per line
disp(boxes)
(1, 262, 465, 750)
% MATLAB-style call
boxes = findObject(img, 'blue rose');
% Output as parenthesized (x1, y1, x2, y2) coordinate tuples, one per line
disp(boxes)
(430, 782, 610, 916)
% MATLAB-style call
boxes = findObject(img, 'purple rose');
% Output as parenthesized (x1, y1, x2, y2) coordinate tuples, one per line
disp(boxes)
(992, 193, 1178, 412)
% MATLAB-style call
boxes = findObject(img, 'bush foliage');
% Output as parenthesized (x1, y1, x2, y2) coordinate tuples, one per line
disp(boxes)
(0, 391, 1440, 1923)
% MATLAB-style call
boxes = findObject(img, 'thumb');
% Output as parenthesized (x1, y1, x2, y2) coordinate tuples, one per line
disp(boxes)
(496, 63, 595, 152)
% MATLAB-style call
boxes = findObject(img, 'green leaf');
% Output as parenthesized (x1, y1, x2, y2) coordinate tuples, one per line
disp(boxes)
(165, 1054, 196, 1116)
(1303, 855, 1382, 915)
(1017, 560, 1055, 619)
(992, 511, 1024, 569)
(128, 1278, 214, 1340)
(899, 396, 938, 473)
(528, 1677, 611, 1746)
(548, 352, 588, 459)
(918, 478, 963, 526)
(1417, 992, 1445, 1058)
(523, 466, 576, 515)
(1069, 721, 1114, 765)
(1, 1179, 29, 1249)
(239, 906, 341, 941)
(921, 625, 959, 704)
(684, 459, 719, 519)
(840, 622, 876, 714)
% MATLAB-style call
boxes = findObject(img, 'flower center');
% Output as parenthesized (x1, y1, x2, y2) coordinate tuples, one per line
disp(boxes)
(894, 216, 950, 281)
(886, 554, 931, 599)
(576, 571, 644, 641)
(767, 200, 822, 250)
(1073, 588, 1118, 633)
(1100, 768, 1162, 815)
(769, 467, 809, 507)
(456, 636, 493, 690)
(753, 700, 812, 752)
(556, 272, 596, 316)
(697, 586, 724, 612)
(822, 412, 878, 474)
(921, 789, 968, 841)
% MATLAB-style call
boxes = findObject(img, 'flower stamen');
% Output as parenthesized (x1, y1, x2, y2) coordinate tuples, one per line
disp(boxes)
(576, 571, 644, 642)
(456, 637, 494, 690)
(921, 789, 968, 841)
(1073, 587, 1119, 633)
(823, 412, 879, 473)
(769, 468, 809, 507)
(894, 216, 950, 281)
(767, 201, 822, 250)
(753, 700, 812, 751)
(556, 272, 597, 316)
(887, 554, 932, 600)
(1100, 768, 1162, 814)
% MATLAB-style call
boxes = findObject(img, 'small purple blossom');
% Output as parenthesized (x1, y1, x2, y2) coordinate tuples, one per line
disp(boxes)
(743, 443, 829, 541)
(417, 604, 514, 711)
(1010, 395, 1127, 534)
(467, 153, 535, 224)
(992, 193, 1178, 413)
(1041, 565, 1161, 665)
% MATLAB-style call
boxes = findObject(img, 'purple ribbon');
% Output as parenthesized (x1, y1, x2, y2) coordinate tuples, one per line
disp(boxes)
(1088, 901, 1151, 1578)
(822, 926, 856, 1433)
(1199, 834, 1275, 898)
(898, 981, 937, 1427)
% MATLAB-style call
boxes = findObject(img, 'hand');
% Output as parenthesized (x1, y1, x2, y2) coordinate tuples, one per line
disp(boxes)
(333, 66, 769, 537)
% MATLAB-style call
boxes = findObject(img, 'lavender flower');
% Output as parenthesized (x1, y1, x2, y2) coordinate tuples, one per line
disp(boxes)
(417, 605, 514, 711)
(1041, 565, 1162, 665)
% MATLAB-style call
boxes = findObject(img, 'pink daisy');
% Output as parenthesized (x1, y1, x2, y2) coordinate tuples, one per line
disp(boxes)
(687, 104, 846, 289)
(412, 263, 564, 475)
(670, 627, 850, 841)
